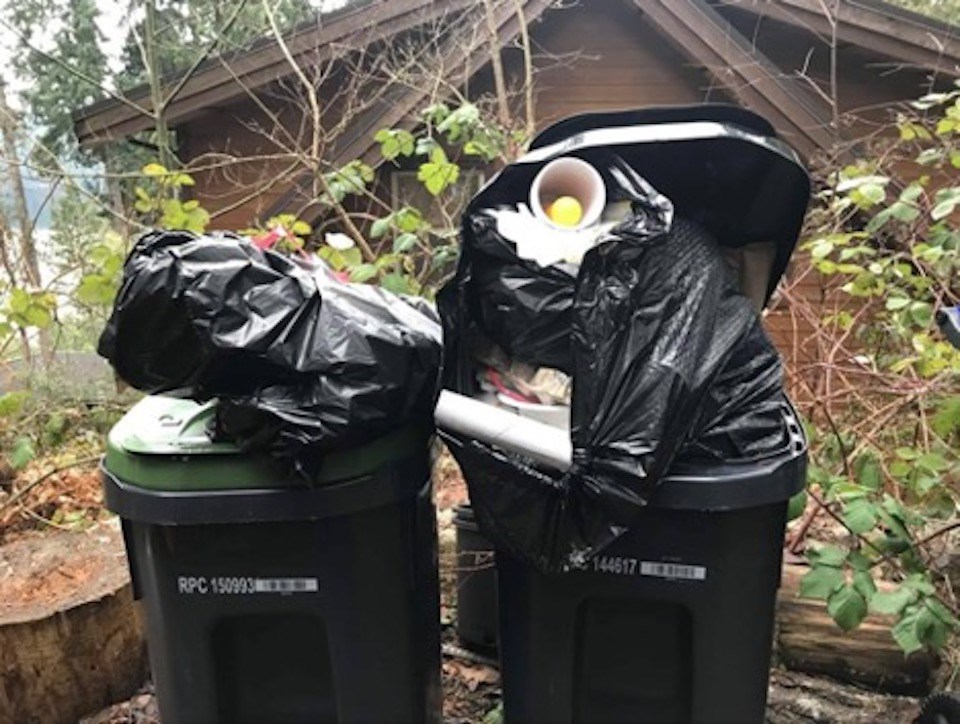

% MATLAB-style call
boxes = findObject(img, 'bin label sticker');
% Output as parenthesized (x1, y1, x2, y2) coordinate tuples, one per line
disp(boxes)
(176, 576, 320, 596)
(639, 561, 707, 581)
(587, 556, 707, 582)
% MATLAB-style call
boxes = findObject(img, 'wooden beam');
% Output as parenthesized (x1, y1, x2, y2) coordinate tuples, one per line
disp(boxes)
(777, 564, 937, 696)
(635, 0, 838, 155)
(266, 0, 554, 220)
(741, 0, 960, 75)
(74, 0, 479, 146)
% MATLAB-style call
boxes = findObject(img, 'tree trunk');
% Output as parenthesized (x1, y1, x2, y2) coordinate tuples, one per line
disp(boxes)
(0, 82, 39, 288)
(143, 0, 175, 170)
(0, 79, 50, 363)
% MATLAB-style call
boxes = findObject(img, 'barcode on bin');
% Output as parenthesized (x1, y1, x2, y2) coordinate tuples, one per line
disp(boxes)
(640, 562, 707, 581)
(253, 578, 319, 593)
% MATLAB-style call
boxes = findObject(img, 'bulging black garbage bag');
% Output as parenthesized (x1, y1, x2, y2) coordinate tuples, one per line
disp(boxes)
(99, 230, 442, 475)
(439, 154, 791, 573)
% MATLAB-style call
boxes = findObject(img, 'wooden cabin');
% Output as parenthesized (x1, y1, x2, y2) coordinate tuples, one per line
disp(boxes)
(73, 0, 960, 355)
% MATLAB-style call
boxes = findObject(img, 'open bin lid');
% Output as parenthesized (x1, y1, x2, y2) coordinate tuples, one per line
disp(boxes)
(481, 104, 810, 306)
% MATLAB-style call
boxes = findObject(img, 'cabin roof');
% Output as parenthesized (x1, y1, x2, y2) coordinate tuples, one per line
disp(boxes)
(73, 0, 960, 155)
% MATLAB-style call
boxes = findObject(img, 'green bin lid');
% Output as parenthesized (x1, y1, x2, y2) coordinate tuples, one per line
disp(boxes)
(105, 396, 429, 492)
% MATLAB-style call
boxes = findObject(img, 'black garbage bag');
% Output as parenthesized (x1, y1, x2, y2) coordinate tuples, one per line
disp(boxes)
(99, 230, 442, 475)
(439, 155, 791, 572)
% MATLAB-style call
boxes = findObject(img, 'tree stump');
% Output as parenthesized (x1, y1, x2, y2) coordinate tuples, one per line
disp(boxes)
(0, 522, 147, 724)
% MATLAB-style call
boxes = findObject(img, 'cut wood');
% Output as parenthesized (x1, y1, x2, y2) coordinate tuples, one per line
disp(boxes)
(776, 563, 937, 696)
(0, 522, 147, 724)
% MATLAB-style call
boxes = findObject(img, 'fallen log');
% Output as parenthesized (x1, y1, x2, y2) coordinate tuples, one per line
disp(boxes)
(0, 522, 147, 724)
(776, 563, 937, 696)
(767, 668, 921, 723)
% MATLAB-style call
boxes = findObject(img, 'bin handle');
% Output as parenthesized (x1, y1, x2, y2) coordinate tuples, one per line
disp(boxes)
(175, 399, 219, 446)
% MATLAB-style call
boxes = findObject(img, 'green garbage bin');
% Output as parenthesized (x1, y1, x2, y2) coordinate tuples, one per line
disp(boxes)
(102, 396, 441, 724)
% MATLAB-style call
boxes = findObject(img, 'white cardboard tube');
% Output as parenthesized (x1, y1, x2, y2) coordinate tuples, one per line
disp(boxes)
(435, 390, 573, 472)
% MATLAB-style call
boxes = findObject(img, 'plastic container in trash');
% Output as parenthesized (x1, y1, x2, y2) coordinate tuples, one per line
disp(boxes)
(446, 406, 805, 723)
(454, 504, 499, 654)
(102, 396, 441, 724)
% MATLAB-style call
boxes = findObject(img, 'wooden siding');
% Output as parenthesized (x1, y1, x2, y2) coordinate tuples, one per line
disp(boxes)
(525, 2, 729, 126)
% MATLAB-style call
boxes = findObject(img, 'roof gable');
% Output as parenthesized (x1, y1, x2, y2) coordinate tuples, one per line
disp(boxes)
(72, 0, 960, 154)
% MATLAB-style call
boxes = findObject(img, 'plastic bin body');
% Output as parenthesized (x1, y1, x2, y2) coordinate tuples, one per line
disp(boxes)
(497, 502, 788, 724)
(444, 405, 805, 724)
(102, 397, 440, 724)
(454, 504, 499, 653)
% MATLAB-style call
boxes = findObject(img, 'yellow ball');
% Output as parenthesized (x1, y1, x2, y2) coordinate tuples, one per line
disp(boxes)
(547, 196, 583, 227)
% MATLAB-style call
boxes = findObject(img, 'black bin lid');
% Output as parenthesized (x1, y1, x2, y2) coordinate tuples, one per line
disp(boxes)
(516, 104, 811, 305)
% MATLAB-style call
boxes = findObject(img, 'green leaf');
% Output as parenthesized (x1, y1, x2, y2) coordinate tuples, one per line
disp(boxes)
(341, 247, 363, 268)
(809, 239, 835, 259)
(0, 391, 29, 418)
(895, 447, 919, 460)
(932, 187, 960, 220)
(924, 597, 960, 628)
(76, 275, 117, 306)
(885, 296, 911, 311)
(396, 207, 424, 233)
(787, 490, 807, 522)
(901, 573, 937, 596)
(853, 570, 877, 599)
(871, 586, 917, 615)
(9, 437, 35, 470)
(417, 147, 460, 196)
(892, 607, 924, 654)
(879, 497, 913, 542)
(371, 216, 392, 239)
(847, 550, 872, 572)
(8, 288, 30, 314)
(808, 544, 847, 568)
(916, 452, 949, 473)
(142, 162, 167, 177)
(854, 453, 883, 490)
(800, 565, 845, 600)
(393, 233, 418, 254)
(890, 460, 911, 478)
(375, 128, 415, 160)
(843, 497, 879, 534)
(909, 301, 934, 327)
(917, 602, 951, 650)
(827, 584, 868, 631)
(381, 272, 414, 295)
(349, 264, 378, 283)
(921, 487, 956, 519)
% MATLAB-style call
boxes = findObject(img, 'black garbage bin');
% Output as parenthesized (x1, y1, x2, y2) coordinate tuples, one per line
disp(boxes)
(437, 105, 812, 724)
(102, 396, 441, 724)
(454, 504, 499, 654)
(446, 406, 805, 723)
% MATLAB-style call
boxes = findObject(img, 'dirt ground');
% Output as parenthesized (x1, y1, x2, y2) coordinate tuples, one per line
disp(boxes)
(0, 459, 104, 546)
